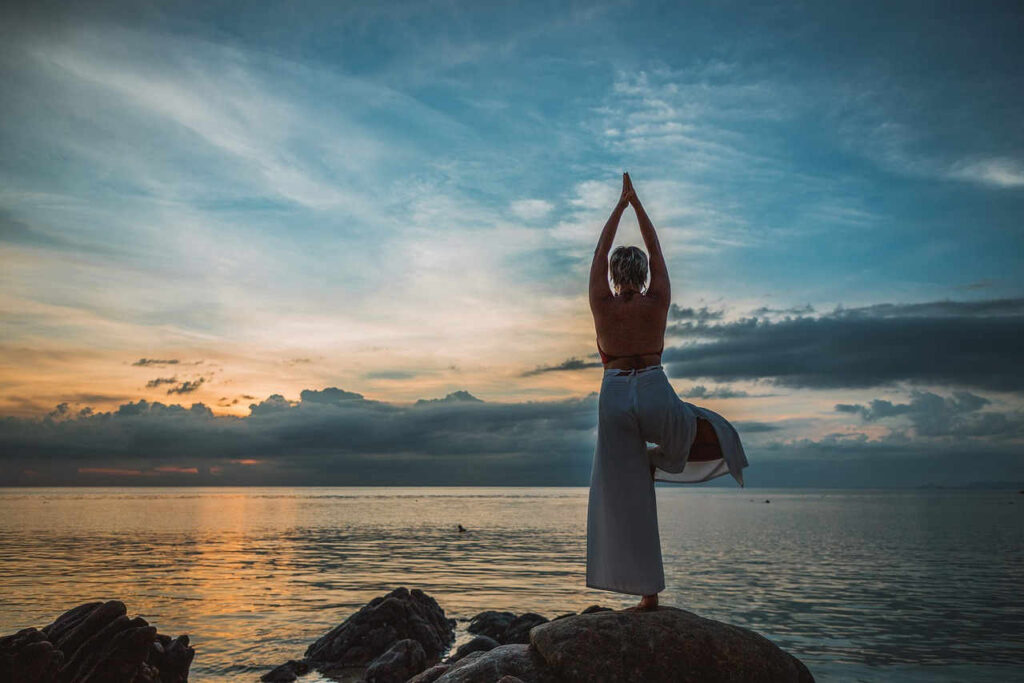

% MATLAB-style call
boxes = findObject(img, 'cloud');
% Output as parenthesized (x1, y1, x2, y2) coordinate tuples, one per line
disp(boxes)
(835, 389, 1023, 438)
(731, 421, 782, 433)
(364, 370, 420, 380)
(0, 387, 598, 486)
(947, 158, 1024, 188)
(682, 384, 749, 399)
(510, 199, 554, 220)
(521, 357, 603, 377)
(299, 387, 365, 404)
(663, 297, 1024, 392)
(3, 375, 1022, 486)
(668, 304, 725, 321)
(132, 358, 180, 367)
(166, 378, 205, 395)
(145, 377, 178, 388)
(748, 304, 815, 317)
(414, 390, 484, 405)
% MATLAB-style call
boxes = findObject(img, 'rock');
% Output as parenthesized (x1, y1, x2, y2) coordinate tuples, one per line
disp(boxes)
(149, 633, 194, 683)
(496, 677, 526, 683)
(447, 635, 500, 663)
(580, 605, 612, 614)
(301, 587, 454, 671)
(0, 601, 194, 683)
(259, 658, 309, 682)
(406, 663, 450, 683)
(364, 638, 427, 683)
(500, 614, 548, 645)
(466, 611, 516, 641)
(529, 606, 815, 683)
(431, 644, 555, 683)
(0, 628, 64, 682)
(551, 613, 575, 621)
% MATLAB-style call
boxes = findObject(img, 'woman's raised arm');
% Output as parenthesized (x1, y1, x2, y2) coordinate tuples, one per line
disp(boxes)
(628, 177, 670, 302)
(589, 174, 632, 310)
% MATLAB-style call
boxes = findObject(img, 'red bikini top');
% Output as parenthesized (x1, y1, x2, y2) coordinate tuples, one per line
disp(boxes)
(596, 338, 665, 365)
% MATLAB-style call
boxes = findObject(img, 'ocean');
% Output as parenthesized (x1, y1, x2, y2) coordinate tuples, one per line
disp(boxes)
(1, 487, 1021, 681)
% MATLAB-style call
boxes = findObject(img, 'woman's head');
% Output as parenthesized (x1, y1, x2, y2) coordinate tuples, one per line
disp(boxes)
(609, 245, 648, 293)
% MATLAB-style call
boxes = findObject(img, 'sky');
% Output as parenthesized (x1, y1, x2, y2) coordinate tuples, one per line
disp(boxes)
(1, 0, 1022, 486)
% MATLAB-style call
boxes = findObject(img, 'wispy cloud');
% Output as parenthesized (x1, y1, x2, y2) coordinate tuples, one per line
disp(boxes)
(947, 158, 1024, 188)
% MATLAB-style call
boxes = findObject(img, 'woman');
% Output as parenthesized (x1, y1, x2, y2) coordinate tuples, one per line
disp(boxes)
(586, 172, 749, 611)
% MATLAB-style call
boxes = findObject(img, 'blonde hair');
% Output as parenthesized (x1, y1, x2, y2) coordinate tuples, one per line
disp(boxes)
(609, 246, 648, 293)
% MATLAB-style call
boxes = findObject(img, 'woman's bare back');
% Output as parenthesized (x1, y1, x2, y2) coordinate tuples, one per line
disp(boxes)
(593, 290, 668, 370)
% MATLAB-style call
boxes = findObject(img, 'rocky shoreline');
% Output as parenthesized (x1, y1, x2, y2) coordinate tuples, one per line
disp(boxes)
(0, 600, 194, 682)
(2, 588, 814, 682)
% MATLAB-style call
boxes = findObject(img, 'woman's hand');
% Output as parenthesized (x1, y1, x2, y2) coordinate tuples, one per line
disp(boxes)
(618, 171, 634, 205)
(619, 172, 636, 207)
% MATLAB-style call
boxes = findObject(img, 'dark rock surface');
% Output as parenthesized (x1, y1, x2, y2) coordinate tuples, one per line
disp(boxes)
(364, 638, 427, 683)
(530, 606, 815, 683)
(0, 600, 194, 683)
(447, 635, 500, 663)
(406, 663, 451, 683)
(264, 587, 455, 681)
(579, 605, 612, 615)
(430, 644, 555, 683)
(259, 659, 309, 682)
(498, 614, 548, 645)
(304, 587, 454, 668)
(464, 610, 550, 645)
(465, 611, 515, 641)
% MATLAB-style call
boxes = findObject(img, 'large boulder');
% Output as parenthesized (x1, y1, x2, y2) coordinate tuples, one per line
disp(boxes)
(529, 606, 815, 683)
(303, 587, 454, 670)
(0, 600, 194, 683)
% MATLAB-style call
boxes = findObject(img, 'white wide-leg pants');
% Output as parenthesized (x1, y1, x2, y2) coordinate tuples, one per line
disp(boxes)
(586, 365, 748, 595)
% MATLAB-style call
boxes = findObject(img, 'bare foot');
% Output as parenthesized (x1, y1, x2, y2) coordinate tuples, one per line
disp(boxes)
(635, 593, 658, 611)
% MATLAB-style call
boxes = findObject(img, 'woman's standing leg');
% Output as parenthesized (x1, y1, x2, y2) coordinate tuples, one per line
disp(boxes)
(586, 375, 666, 598)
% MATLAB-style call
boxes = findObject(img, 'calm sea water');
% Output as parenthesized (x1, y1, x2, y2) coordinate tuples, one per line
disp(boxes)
(1, 487, 1022, 682)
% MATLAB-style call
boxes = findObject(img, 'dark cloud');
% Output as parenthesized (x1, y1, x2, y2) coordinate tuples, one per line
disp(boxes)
(415, 391, 483, 406)
(835, 389, 1022, 438)
(668, 304, 724, 321)
(132, 358, 180, 367)
(2, 383, 1021, 487)
(299, 387, 364, 404)
(0, 388, 598, 486)
(731, 421, 782, 433)
(663, 297, 1024, 392)
(166, 378, 205, 394)
(682, 384, 749, 399)
(364, 370, 419, 380)
(145, 376, 178, 388)
(749, 304, 815, 316)
(522, 357, 603, 376)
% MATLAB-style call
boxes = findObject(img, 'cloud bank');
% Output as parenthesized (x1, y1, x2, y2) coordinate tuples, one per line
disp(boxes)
(663, 298, 1024, 392)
